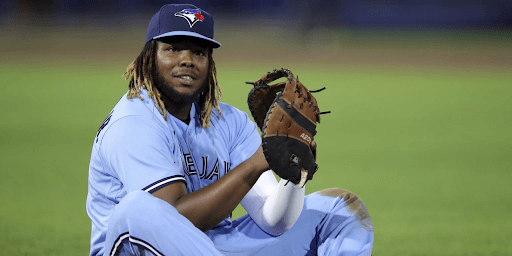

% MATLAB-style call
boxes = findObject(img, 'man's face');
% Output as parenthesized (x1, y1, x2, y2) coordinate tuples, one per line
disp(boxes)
(154, 36, 210, 105)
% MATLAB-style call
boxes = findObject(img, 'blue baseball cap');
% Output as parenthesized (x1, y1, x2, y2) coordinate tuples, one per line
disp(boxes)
(145, 4, 221, 48)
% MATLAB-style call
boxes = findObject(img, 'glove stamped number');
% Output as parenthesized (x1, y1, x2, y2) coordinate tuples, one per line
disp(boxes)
(300, 132, 312, 144)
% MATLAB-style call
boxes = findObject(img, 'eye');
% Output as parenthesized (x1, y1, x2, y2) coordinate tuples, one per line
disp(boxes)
(167, 46, 176, 52)
(194, 50, 205, 57)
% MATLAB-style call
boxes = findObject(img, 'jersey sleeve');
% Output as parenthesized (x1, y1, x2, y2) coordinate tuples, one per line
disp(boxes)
(99, 116, 185, 194)
(224, 106, 262, 169)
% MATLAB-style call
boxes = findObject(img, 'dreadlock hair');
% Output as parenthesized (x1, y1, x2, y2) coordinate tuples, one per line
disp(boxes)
(200, 50, 223, 128)
(123, 39, 222, 128)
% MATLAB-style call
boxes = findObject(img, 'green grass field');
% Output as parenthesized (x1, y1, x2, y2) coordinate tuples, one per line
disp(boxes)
(1, 26, 511, 255)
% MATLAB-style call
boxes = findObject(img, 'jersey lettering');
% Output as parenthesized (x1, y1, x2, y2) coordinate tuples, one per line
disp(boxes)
(182, 155, 189, 175)
(224, 161, 231, 175)
(205, 159, 220, 180)
(182, 152, 231, 182)
(200, 156, 208, 178)
(184, 154, 197, 175)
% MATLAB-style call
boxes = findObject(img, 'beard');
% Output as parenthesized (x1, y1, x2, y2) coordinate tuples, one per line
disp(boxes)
(153, 71, 208, 106)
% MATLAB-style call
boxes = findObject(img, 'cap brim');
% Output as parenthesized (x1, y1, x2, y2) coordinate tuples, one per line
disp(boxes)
(153, 31, 221, 48)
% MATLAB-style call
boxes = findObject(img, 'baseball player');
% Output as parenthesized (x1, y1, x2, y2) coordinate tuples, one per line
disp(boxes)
(86, 4, 373, 256)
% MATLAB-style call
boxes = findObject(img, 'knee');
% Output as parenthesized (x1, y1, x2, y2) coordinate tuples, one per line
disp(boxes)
(116, 190, 151, 213)
(119, 190, 150, 206)
(316, 188, 360, 205)
(112, 190, 172, 224)
(316, 188, 373, 232)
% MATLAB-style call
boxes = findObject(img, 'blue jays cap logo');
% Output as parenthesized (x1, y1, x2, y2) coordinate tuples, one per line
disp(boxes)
(175, 9, 205, 28)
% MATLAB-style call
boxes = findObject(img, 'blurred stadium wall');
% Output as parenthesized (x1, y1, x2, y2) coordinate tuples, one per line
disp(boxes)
(1, 0, 511, 28)
(1, 0, 510, 69)
(0, 0, 512, 66)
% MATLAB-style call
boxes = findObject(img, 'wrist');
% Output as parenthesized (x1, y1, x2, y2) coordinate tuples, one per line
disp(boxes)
(255, 147, 270, 174)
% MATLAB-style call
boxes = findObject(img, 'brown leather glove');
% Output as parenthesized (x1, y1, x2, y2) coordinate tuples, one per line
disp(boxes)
(247, 68, 329, 187)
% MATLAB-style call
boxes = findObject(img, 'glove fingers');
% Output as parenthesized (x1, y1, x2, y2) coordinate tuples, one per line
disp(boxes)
(281, 80, 320, 124)
(247, 69, 292, 130)
(269, 81, 286, 93)
(248, 86, 279, 130)
(261, 68, 293, 84)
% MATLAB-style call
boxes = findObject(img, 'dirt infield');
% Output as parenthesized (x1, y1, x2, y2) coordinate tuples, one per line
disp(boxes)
(2, 22, 511, 71)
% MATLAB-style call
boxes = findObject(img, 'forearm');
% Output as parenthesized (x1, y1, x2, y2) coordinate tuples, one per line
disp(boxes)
(259, 179, 305, 236)
(242, 172, 305, 236)
(174, 146, 268, 231)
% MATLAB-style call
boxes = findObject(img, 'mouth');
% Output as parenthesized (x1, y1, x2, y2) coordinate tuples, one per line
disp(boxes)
(173, 72, 196, 81)
(177, 75, 194, 81)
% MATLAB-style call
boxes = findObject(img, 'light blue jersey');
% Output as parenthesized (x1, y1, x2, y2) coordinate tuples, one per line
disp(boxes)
(86, 89, 260, 256)
(87, 89, 373, 256)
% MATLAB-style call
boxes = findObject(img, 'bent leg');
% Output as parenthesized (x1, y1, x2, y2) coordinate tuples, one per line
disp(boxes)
(259, 187, 373, 255)
(314, 188, 373, 256)
(103, 190, 222, 256)
(209, 187, 373, 256)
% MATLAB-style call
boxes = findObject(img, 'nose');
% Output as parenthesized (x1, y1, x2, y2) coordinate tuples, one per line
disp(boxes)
(179, 50, 194, 68)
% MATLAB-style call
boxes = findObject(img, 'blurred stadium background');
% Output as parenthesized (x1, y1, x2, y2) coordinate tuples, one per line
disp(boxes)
(1, 0, 511, 255)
